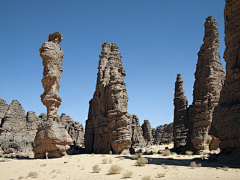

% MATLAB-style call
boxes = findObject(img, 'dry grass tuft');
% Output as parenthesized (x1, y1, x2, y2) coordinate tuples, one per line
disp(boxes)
(157, 172, 166, 178)
(141, 175, 152, 180)
(108, 164, 124, 174)
(161, 163, 168, 169)
(121, 149, 129, 155)
(189, 161, 201, 168)
(100, 154, 106, 157)
(171, 152, 177, 156)
(92, 164, 101, 173)
(122, 170, 134, 178)
(27, 171, 39, 178)
(109, 151, 112, 154)
(162, 149, 171, 156)
(223, 166, 229, 171)
(135, 157, 148, 166)
(132, 153, 142, 160)
(185, 150, 193, 156)
(120, 157, 125, 160)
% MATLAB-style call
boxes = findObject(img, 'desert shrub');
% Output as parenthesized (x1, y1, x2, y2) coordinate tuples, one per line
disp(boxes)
(135, 157, 148, 166)
(120, 157, 125, 160)
(171, 152, 177, 156)
(108, 164, 124, 174)
(122, 170, 133, 178)
(185, 150, 193, 156)
(190, 161, 201, 168)
(27, 171, 39, 178)
(92, 164, 101, 173)
(161, 163, 168, 169)
(109, 151, 112, 154)
(216, 167, 223, 170)
(132, 153, 142, 160)
(121, 149, 129, 155)
(197, 163, 202, 167)
(141, 175, 152, 180)
(102, 157, 108, 164)
(223, 166, 229, 171)
(157, 172, 166, 178)
(109, 158, 113, 164)
(100, 154, 106, 157)
(162, 149, 171, 156)
(18, 176, 25, 179)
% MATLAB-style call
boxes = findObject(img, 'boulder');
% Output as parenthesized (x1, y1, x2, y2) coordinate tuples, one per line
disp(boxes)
(142, 120, 153, 145)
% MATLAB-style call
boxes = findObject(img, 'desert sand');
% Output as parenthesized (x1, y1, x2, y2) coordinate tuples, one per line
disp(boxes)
(0, 144, 239, 180)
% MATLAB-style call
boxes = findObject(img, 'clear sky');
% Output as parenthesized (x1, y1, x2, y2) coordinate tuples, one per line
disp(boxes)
(0, 0, 226, 128)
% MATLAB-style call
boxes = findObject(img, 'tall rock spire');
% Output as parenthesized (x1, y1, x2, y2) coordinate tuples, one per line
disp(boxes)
(190, 16, 225, 151)
(173, 74, 188, 148)
(85, 42, 131, 154)
(34, 32, 72, 159)
(210, 0, 240, 154)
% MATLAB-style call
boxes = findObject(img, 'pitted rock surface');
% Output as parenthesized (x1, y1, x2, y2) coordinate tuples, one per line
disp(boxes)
(34, 32, 72, 159)
(142, 120, 153, 145)
(210, 0, 240, 153)
(152, 123, 173, 144)
(189, 16, 225, 152)
(85, 42, 131, 154)
(173, 74, 188, 148)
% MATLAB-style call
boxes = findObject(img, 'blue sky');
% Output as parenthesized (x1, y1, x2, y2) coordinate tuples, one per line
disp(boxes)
(0, 0, 226, 128)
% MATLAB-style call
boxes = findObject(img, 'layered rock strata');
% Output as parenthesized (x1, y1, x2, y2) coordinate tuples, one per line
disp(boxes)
(85, 42, 131, 154)
(126, 113, 146, 147)
(210, 0, 240, 154)
(190, 16, 225, 152)
(152, 123, 173, 144)
(142, 120, 153, 145)
(34, 32, 72, 159)
(173, 74, 188, 147)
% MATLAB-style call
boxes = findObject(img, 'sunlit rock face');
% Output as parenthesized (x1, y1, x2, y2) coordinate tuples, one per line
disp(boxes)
(210, 0, 240, 153)
(34, 32, 72, 159)
(85, 42, 131, 154)
(173, 74, 188, 148)
(189, 16, 225, 152)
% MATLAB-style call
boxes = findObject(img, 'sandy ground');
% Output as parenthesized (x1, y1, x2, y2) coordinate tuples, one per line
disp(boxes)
(0, 144, 239, 180)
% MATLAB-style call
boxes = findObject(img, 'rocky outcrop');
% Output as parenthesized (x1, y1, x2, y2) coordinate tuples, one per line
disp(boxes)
(0, 100, 36, 157)
(0, 99, 8, 125)
(210, 0, 240, 154)
(34, 32, 72, 159)
(173, 74, 188, 148)
(152, 123, 173, 144)
(189, 16, 225, 152)
(126, 113, 146, 147)
(85, 42, 131, 154)
(142, 120, 153, 145)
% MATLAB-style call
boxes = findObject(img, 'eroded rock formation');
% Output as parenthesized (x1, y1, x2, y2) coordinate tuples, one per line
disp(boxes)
(190, 16, 225, 152)
(173, 74, 188, 147)
(34, 32, 72, 159)
(0, 98, 8, 125)
(152, 123, 173, 145)
(210, 0, 240, 155)
(142, 120, 153, 145)
(85, 42, 131, 154)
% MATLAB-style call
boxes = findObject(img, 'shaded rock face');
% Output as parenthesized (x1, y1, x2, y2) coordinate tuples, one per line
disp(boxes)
(142, 120, 153, 145)
(85, 42, 131, 154)
(152, 123, 173, 144)
(34, 32, 72, 159)
(0, 99, 8, 125)
(173, 74, 188, 148)
(0, 100, 38, 157)
(190, 16, 225, 152)
(126, 113, 146, 147)
(210, 0, 240, 153)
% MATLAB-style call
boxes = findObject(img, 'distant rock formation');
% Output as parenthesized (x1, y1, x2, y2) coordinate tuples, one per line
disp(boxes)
(142, 120, 153, 145)
(34, 32, 72, 159)
(85, 42, 131, 154)
(126, 113, 146, 148)
(173, 74, 188, 148)
(0, 100, 36, 157)
(189, 16, 225, 152)
(152, 123, 173, 144)
(0, 99, 8, 125)
(210, 0, 240, 157)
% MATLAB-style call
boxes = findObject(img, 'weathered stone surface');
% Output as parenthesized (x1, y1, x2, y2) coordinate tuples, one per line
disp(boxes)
(0, 100, 35, 157)
(152, 123, 173, 144)
(210, 0, 240, 154)
(85, 42, 131, 154)
(190, 16, 225, 152)
(0, 98, 8, 125)
(34, 32, 72, 159)
(142, 120, 153, 145)
(173, 74, 188, 148)
(126, 113, 146, 147)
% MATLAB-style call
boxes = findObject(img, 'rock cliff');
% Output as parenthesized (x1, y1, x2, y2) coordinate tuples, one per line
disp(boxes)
(173, 74, 188, 147)
(190, 16, 225, 152)
(142, 120, 153, 145)
(210, 0, 240, 154)
(34, 32, 72, 159)
(85, 42, 131, 154)
(152, 123, 173, 144)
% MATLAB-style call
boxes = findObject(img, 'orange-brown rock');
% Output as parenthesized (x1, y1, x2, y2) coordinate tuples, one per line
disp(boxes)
(189, 16, 225, 152)
(85, 42, 131, 154)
